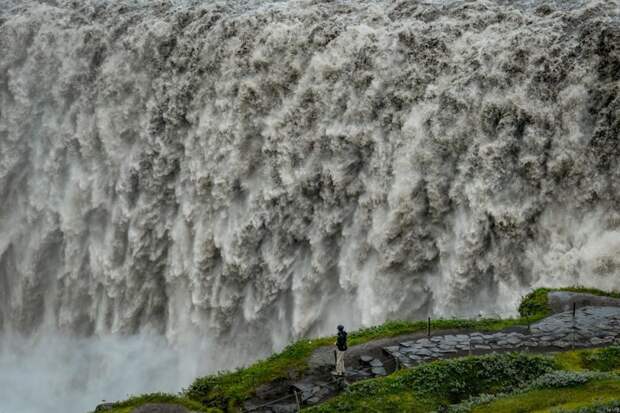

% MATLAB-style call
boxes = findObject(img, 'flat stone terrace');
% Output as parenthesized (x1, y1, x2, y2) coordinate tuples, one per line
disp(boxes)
(383, 306, 620, 368)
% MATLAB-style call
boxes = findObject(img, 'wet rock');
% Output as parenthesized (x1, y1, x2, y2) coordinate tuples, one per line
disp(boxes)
(369, 359, 383, 367)
(291, 382, 317, 402)
(383, 346, 400, 355)
(272, 404, 299, 413)
(548, 292, 620, 314)
(470, 337, 484, 344)
(95, 403, 115, 412)
(371, 367, 387, 376)
(360, 355, 374, 363)
(507, 337, 522, 345)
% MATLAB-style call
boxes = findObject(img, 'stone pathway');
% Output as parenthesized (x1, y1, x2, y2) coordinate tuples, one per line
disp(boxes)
(382, 306, 620, 368)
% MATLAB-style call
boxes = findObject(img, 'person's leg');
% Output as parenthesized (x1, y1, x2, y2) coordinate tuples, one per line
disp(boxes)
(336, 350, 345, 375)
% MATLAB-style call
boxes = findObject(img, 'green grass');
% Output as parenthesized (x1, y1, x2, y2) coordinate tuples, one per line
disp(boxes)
(553, 400, 620, 412)
(92, 393, 222, 413)
(471, 379, 620, 413)
(554, 346, 620, 373)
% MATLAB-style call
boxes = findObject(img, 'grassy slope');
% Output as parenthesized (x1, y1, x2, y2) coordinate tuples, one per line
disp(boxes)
(307, 353, 557, 413)
(471, 380, 620, 413)
(100, 286, 620, 412)
(307, 347, 620, 413)
(98, 393, 222, 413)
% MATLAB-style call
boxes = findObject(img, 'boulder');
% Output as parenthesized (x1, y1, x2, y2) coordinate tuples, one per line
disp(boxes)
(548, 292, 620, 314)
(359, 355, 374, 363)
(371, 367, 387, 376)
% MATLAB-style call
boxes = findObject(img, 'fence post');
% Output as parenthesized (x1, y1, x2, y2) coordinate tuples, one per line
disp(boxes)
(427, 317, 431, 338)
(294, 390, 301, 412)
(573, 302, 576, 318)
(572, 302, 577, 349)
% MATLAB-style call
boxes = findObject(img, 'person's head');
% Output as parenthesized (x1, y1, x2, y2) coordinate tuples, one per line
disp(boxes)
(337, 325, 344, 332)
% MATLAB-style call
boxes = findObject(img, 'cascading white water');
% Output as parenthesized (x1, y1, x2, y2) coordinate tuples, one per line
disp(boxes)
(0, 0, 618, 411)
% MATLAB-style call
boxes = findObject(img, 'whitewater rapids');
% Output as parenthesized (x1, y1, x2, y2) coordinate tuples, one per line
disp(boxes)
(0, 0, 618, 411)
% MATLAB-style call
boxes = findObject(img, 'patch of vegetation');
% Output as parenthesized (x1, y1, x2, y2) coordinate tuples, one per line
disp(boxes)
(553, 346, 620, 373)
(307, 353, 555, 412)
(526, 371, 594, 390)
(582, 346, 620, 372)
(519, 288, 553, 318)
(93, 393, 222, 413)
(470, 379, 620, 413)
(185, 338, 330, 410)
(553, 400, 620, 412)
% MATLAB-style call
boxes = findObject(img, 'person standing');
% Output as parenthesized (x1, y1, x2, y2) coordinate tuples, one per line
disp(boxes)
(335, 325, 347, 376)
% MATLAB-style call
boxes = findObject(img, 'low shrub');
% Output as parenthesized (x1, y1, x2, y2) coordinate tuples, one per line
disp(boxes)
(526, 371, 593, 390)
(519, 288, 552, 318)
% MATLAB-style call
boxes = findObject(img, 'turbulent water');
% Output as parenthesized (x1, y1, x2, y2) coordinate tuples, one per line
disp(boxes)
(0, 0, 619, 411)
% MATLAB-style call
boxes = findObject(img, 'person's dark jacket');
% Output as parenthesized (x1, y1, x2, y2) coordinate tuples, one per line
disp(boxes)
(336, 330, 348, 351)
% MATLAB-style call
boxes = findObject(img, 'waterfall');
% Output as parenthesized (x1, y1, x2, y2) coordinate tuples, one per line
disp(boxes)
(0, 0, 618, 411)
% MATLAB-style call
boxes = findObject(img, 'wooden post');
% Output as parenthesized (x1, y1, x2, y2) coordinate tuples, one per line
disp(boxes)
(572, 302, 577, 349)
(294, 390, 301, 412)
(427, 317, 431, 338)
(573, 302, 576, 318)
